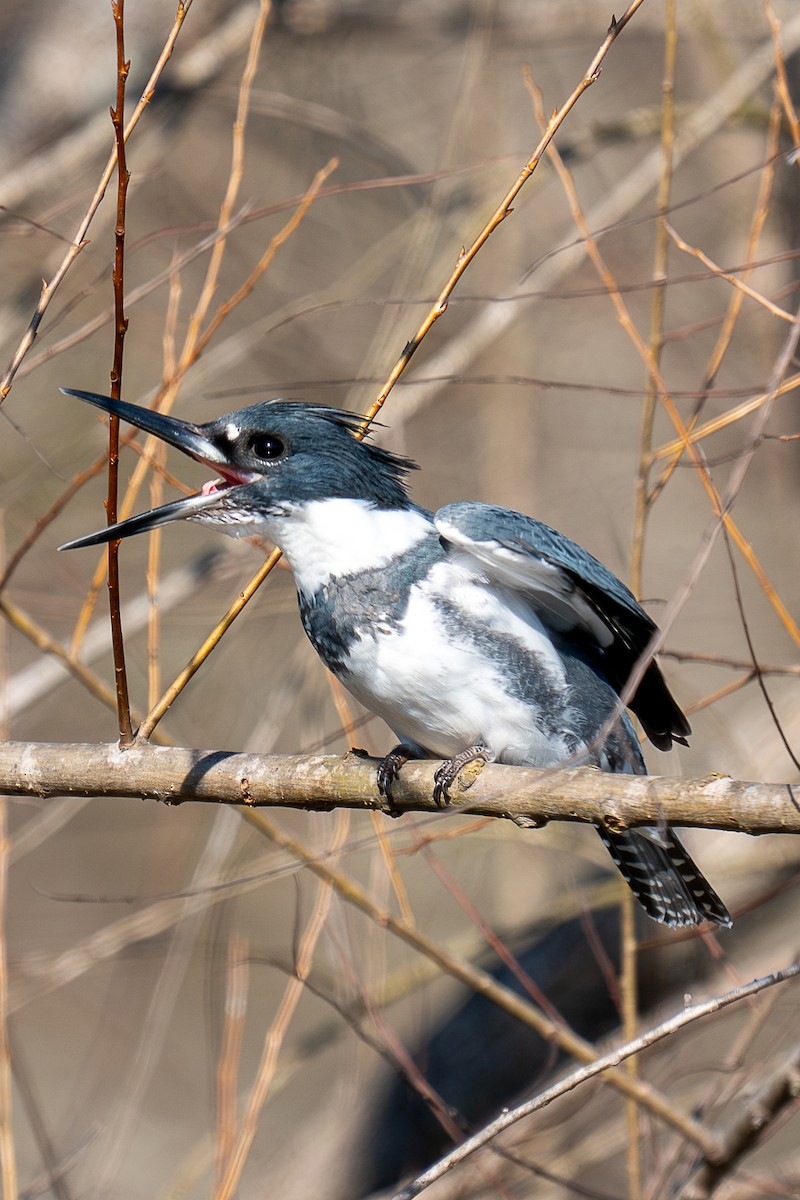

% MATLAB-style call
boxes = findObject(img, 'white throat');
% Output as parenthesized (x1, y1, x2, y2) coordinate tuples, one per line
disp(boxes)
(266, 498, 433, 595)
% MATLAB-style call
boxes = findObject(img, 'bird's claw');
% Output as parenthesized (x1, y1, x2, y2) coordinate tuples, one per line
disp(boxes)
(432, 745, 492, 807)
(376, 743, 418, 812)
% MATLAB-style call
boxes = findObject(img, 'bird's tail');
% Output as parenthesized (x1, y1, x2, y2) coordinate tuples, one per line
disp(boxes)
(597, 826, 731, 928)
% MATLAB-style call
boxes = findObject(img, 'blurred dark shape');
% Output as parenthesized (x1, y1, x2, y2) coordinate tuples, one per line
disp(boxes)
(358, 905, 702, 1194)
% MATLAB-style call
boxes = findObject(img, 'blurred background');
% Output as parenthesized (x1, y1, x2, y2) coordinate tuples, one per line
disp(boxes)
(1, 1, 799, 1196)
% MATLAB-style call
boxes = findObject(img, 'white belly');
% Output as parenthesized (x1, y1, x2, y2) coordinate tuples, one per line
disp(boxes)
(338, 567, 575, 766)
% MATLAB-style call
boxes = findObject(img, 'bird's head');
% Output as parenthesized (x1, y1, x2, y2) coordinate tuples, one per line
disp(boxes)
(58, 390, 417, 550)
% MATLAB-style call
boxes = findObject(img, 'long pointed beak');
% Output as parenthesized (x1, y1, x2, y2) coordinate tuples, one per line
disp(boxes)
(60, 388, 227, 464)
(58, 389, 246, 551)
(59, 491, 230, 550)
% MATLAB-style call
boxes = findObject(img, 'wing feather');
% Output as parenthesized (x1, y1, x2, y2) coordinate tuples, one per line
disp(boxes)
(434, 502, 689, 750)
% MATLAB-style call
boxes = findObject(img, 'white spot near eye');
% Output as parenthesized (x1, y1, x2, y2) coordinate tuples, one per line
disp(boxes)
(224, 422, 240, 441)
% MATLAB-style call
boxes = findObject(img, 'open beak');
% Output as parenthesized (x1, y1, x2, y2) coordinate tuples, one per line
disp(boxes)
(58, 389, 255, 550)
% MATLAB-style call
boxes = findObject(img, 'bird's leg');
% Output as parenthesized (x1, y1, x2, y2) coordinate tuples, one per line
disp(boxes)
(376, 743, 420, 810)
(433, 744, 494, 807)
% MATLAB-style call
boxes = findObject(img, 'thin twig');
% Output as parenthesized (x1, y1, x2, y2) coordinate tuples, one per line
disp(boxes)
(134, 4, 647, 739)
(92, 804, 242, 1194)
(393, 963, 800, 1199)
(530, 79, 800, 734)
(368, 13, 800, 439)
(682, 1037, 800, 1199)
(665, 223, 794, 324)
(625, 7, 679, 1188)
(329, 674, 416, 927)
(765, 0, 800, 148)
(652, 97, 782, 511)
(684, 672, 761, 716)
(0, 597, 169, 742)
(662, 649, 800, 675)
(214, 937, 249, 1193)
(246, 808, 722, 1158)
(630, 0, 677, 599)
(11, 164, 501, 387)
(107, 0, 133, 745)
(134, 547, 282, 741)
(0, 0, 195, 400)
(0, 556, 15, 1200)
(213, 808, 349, 1200)
(721, 525, 800, 772)
(359, 0, 648, 433)
(0, 448, 116, 591)
(68, 0, 274, 655)
(67, 23, 334, 732)
(651, 97, 784, 505)
(652, 370, 800, 462)
(128, 157, 337, 740)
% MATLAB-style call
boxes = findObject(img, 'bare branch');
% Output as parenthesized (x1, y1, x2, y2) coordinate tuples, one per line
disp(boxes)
(394, 962, 800, 1199)
(360, 0, 649, 430)
(107, 0, 134, 745)
(0, 742, 797, 835)
(682, 1039, 800, 1198)
(0, 0, 195, 400)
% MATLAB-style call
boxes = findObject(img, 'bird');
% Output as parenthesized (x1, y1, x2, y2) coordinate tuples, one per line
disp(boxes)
(59, 387, 731, 929)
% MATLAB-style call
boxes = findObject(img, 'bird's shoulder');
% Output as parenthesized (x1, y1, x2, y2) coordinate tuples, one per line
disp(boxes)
(433, 501, 652, 640)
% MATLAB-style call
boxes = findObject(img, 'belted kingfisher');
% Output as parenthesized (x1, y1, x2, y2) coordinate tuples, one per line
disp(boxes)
(60, 388, 731, 929)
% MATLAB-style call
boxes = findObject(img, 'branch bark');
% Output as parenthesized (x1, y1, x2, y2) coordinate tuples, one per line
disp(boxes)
(395, 963, 800, 1200)
(0, 741, 797, 835)
(681, 1039, 800, 1199)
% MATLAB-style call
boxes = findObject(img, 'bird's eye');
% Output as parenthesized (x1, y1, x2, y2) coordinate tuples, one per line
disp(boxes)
(248, 433, 285, 461)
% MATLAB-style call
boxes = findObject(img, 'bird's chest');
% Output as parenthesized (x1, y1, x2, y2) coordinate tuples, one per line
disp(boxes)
(297, 566, 574, 763)
(296, 533, 444, 674)
(297, 570, 412, 674)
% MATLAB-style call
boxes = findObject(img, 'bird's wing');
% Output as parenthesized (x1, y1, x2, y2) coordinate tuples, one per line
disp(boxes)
(434, 501, 652, 650)
(434, 502, 690, 750)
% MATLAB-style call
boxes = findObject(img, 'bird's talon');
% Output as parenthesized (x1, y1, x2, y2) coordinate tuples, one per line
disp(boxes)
(376, 743, 418, 812)
(433, 746, 491, 807)
(432, 771, 450, 808)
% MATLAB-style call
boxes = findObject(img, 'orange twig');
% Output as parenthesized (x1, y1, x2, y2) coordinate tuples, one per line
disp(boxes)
(765, 0, 800, 147)
(650, 98, 783, 505)
(137, 2, 648, 738)
(214, 809, 349, 1200)
(529, 81, 800, 664)
(136, 156, 337, 739)
(0, 0, 195, 401)
(626, 8, 679, 1189)
(360, 2, 648, 433)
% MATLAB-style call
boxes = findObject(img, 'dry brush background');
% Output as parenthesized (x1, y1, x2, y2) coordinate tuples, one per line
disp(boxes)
(1, 1, 800, 1197)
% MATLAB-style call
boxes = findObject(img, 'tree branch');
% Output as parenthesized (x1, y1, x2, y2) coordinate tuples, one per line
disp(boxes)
(681, 1039, 800, 1199)
(395, 962, 800, 1200)
(0, 742, 797, 835)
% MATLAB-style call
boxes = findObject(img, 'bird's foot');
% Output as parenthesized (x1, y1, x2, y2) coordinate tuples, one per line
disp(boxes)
(377, 743, 419, 812)
(433, 744, 493, 807)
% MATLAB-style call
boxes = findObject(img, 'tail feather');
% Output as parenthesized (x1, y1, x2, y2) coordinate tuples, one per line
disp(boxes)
(597, 826, 731, 929)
